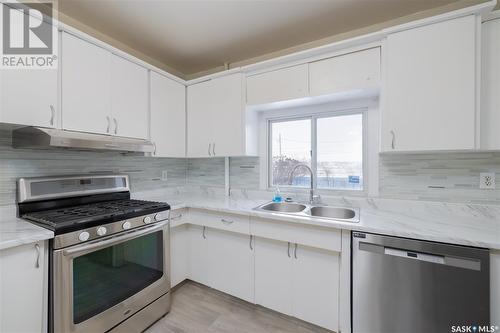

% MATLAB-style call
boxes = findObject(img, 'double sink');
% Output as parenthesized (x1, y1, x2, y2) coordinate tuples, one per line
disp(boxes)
(254, 202, 359, 223)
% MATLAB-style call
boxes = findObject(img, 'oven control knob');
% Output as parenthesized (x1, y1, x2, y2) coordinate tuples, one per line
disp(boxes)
(143, 216, 152, 224)
(122, 221, 131, 230)
(78, 231, 90, 242)
(154, 213, 163, 221)
(96, 226, 107, 236)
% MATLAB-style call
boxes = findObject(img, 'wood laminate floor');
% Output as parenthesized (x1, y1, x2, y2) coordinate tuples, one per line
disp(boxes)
(145, 280, 334, 333)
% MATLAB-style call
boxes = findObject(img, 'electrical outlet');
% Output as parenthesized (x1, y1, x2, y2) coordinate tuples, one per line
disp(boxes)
(479, 172, 495, 190)
(161, 170, 168, 181)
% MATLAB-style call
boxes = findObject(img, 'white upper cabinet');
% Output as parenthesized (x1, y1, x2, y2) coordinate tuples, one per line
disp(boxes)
(150, 71, 186, 157)
(62, 32, 111, 135)
(187, 73, 256, 157)
(1, 69, 58, 128)
(381, 15, 477, 152)
(187, 79, 213, 157)
(0, 11, 57, 128)
(211, 73, 247, 156)
(309, 48, 380, 97)
(246, 64, 308, 105)
(111, 55, 148, 139)
(481, 17, 500, 150)
(62, 32, 149, 139)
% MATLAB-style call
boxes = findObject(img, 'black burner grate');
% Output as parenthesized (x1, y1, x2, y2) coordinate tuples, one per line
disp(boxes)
(23, 199, 168, 227)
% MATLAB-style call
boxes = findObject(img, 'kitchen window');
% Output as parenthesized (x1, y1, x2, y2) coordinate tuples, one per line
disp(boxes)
(269, 111, 364, 191)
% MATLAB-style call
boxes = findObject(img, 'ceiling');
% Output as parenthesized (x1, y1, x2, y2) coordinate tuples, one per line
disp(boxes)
(58, 0, 478, 78)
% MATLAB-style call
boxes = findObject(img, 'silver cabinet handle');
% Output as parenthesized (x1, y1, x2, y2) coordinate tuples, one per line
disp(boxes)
(390, 130, 395, 150)
(202, 226, 206, 239)
(212, 142, 216, 156)
(170, 214, 182, 221)
(249, 235, 253, 250)
(49, 105, 55, 126)
(106, 116, 111, 133)
(153, 142, 157, 156)
(113, 118, 118, 135)
(294, 243, 298, 259)
(208, 143, 212, 156)
(34, 243, 40, 268)
(287, 242, 291, 258)
(221, 218, 234, 224)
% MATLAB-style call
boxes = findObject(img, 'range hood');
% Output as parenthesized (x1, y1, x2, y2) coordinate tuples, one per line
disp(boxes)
(12, 127, 154, 153)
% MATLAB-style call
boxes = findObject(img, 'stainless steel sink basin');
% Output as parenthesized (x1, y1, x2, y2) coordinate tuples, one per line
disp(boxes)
(307, 206, 357, 220)
(254, 201, 359, 223)
(257, 202, 307, 213)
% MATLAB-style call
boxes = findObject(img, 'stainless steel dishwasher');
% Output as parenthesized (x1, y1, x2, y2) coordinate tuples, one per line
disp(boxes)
(352, 231, 490, 333)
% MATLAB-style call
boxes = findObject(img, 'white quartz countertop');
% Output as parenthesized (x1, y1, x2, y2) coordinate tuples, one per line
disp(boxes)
(0, 207, 54, 250)
(1, 194, 499, 251)
(164, 196, 500, 250)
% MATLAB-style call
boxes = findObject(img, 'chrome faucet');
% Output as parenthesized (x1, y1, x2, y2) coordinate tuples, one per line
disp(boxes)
(288, 164, 320, 204)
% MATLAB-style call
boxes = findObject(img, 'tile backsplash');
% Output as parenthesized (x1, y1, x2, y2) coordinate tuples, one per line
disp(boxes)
(379, 152, 500, 204)
(0, 129, 187, 206)
(1, 127, 500, 206)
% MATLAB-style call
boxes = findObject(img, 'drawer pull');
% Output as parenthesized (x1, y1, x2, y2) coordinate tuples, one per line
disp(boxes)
(249, 235, 253, 250)
(202, 226, 207, 239)
(294, 243, 298, 259)
(287, 242, 291, 258)
(170, 214, 183, 221)
(221, 218, 234, 224)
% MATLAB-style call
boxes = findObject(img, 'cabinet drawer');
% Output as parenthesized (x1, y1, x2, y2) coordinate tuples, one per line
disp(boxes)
(169, 208, 188, 228)
(250, 217, 341, 252)
(189, 209, 250, 235)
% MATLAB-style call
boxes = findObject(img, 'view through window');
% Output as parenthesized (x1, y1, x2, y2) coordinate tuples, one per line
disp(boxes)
(270, 112, 363, 191)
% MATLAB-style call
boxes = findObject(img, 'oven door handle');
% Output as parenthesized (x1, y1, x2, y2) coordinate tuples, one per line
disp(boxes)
(62, 221, 168, 257)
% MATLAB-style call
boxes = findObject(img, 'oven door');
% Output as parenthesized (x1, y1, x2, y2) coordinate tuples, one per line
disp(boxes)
(52, 221, 170, 333)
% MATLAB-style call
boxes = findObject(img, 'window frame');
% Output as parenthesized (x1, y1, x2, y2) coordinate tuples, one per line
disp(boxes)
(267, 108, 367, 193)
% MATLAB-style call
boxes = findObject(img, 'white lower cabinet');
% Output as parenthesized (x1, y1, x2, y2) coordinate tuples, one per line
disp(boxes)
(254, 237, 340, 331)
(187, 224, 212, 286)
(254, 238, 294, 315)
(170, 224, 189, 287)
(209, 229, 254, 303)
(187, 224, 254, 302)
(0, 241, 47, 333)
(292, 244, 339, 331)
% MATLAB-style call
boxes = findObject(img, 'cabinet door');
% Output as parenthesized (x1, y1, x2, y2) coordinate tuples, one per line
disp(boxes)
(382, 15, 476, 152)
(0, 242, 46, 333)
(309, 48, 380, 97)
(254, 237, 293, 315)
(150, 72, 186, 157)
(246, 64, 308, 105)
(481, 18, 500, 150)
(187, 225, 211, 286)
(1, 69, 57, 127)
(187, 80, 213, 157)
(111, 55, 148, 139)
(209, 229, 254, 302)
(292, 244, 340, 331)
(62, 32, 111, 135)
(170, 224, 189, 287)
(211, 73, 245, 156)
(0, 11, 57, 128)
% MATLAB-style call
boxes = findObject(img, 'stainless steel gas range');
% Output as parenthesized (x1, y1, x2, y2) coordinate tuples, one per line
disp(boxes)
(17, 175, 171, 333)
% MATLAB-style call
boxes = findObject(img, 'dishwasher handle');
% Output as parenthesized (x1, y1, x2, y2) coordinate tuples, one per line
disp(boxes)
(384, 247, 445, 265)
(359, 242, 482, 271)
